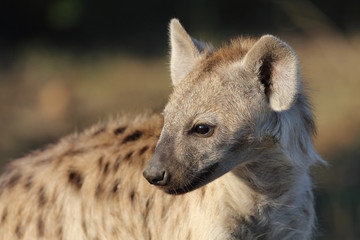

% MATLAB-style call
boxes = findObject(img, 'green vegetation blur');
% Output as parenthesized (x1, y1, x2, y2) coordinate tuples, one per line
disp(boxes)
(0, 0, 359, 239)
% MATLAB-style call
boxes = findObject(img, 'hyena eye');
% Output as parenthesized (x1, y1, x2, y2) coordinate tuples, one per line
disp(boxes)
(192, 124, 214, 137)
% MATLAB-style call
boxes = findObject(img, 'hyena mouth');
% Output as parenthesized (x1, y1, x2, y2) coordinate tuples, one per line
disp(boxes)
(167, 162, 219, 195)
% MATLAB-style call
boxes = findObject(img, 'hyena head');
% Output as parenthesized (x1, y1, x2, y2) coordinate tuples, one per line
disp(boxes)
(143, 19, 322, 194)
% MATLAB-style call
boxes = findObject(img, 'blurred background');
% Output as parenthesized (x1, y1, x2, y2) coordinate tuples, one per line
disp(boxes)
(0, 0, 359, 238)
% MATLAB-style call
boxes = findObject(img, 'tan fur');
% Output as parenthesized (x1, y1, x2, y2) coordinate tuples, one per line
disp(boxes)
(0, 19, 323, 239)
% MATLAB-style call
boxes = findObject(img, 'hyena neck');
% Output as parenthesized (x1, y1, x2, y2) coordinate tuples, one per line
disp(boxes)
(212, 149, 314, 239)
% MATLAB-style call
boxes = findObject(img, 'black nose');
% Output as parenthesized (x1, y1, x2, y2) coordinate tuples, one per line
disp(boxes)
(143, 167, 169, 186)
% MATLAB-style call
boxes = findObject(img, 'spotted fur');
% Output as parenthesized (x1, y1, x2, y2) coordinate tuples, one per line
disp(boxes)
(0, 19, 323, 239)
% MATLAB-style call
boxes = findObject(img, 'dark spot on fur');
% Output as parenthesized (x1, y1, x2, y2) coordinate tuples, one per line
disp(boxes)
(94, 142, 113, 149)
(130, 190, 135, 203)
(68, 170, 83, 190)
(103, 162, 109, 174)
(82, 220, 88, 236)
(124, 152, 133, 160)
(38, 186, 47, 207)
(112, 180, 120, 194)
(93, 127, 106, 136)
(114, 126, 126, 135)
(139, 146, 149, 155)
(38, 218, 44, 237)
(58, 225, 63, 239)
(95, 183, 102, 197)
(98, 157, 104, 170)
(200, 187, 206, 198)
(7, 173, 21, 188)
(145, 199, 151, 209)
(15, 223, 23, 238)
(24, 175, 33, 190)
(122, 130, 143, 144)
(65, 148, 86, 156)
(1, 208, 7, 224)
(114, 157, 121, 172)
(143, 199, 151, 225)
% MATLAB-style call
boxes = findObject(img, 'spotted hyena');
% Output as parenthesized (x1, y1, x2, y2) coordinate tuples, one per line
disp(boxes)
(0, 19, 323, 239)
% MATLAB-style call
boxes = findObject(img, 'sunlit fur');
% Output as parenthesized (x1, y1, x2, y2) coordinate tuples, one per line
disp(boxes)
(0, 19, 323, 239)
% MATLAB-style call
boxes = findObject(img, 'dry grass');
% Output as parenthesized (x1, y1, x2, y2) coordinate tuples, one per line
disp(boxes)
(0, 50, 171, 162)
(291, 33, 360, 155)
(1, 34, 359, 161)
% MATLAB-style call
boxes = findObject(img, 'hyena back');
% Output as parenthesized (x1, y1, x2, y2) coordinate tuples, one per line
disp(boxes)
(0, 19, 323, 239)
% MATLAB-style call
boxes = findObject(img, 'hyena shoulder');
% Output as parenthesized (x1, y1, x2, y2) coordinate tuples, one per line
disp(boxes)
(0, 113, 163, 239)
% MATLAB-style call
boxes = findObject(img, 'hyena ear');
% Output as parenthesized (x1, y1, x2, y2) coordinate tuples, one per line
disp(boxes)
(242, 35, 299, 111)
(169, 19, 210, 86)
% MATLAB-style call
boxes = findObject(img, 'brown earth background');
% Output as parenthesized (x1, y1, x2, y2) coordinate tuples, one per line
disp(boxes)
(0, 1, 359, 239)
